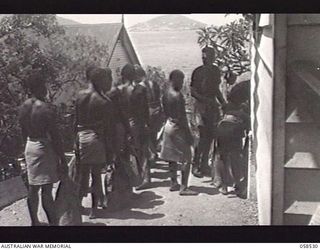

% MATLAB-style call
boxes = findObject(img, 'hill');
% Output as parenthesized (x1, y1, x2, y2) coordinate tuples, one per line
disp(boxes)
(129, 14, 206, 32)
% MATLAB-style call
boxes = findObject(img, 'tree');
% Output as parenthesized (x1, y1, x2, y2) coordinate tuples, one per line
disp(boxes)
(145, 65, 167, 91)
(197, 16, 252, 75)
(0, 14, 110, 161)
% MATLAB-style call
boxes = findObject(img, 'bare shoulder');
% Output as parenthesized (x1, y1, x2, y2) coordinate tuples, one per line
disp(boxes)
(21, 98, 34, 107)
(117, 84, 126, 92)
(209, 64, 221, 73)
(139, 81, 147, 87)
(19, 98, 33, 118)
(107, 86, 120, 99)
(137, 83, 147, 91)
(193, 65, 203, 73)
(167, 89, 181, 100)
(21, 98, 48, 110)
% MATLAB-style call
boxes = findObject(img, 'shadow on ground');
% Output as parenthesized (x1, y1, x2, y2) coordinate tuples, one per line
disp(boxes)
(189, 185, 220, 196)
(82, 190, 165, 221)
(82, 221, 107, 226)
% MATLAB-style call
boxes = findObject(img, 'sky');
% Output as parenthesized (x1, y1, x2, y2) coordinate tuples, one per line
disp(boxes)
(57, 14, 241, 27)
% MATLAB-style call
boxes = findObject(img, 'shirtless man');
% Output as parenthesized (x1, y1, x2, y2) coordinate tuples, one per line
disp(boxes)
(19, 72, 68, 226)
(134, 65, 163, 160)
(213, 71, 250, 196)
(191, 46, 226, 178)
(118, 64, 151, 191)
(74, 67, 113, 218)
(104, 68, 135, 208)
(160, 70, 198, 195)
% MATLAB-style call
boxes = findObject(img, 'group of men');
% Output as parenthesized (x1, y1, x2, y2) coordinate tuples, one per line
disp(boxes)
(190, 47, 250, 195)
(73, 63, 167, 218)
(18, 46, 250, 225)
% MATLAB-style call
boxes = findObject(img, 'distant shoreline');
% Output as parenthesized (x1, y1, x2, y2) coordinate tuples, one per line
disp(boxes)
(129, 29, 201, 33)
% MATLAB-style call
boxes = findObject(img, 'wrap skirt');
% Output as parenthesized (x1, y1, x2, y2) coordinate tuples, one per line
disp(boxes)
(159, 119, 192, 163)
(78, 129, 106, 165)
(25, 138, 59, 185)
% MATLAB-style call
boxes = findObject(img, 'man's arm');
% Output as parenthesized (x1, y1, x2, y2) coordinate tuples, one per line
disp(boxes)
(142, 87, 151, 128)
(113, 88, 132, 136)
(104, 103, 116, 164)
(216, 88, 226, 105)
(73, 98, 81, 164)
(73, 99, 79, 135)
(190, 87, 214, 104)
(47, 107, 67, 165)
(178, 94, 193, 145)
(161, 94, 168, 120)
(18, 104, 29, 145)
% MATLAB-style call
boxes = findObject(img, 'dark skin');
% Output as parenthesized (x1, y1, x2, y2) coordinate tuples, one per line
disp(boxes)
(19, 84, 67, 226)
(216, 103, 250, 194)
(190, 52, 225, 107)
(163, 76, 193, 144)
(74, 70, 112, 218)
(190, 51, 226, 177)
(106, 86, 132, 152)
(162, 73, 196, 194)
(137, 74, 163, 158)
(118, 73, 151, 189)
(119, 78, 150, 129)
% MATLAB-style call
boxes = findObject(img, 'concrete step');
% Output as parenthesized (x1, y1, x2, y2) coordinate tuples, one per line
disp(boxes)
(284, 166, 320, 225)
(284, 201, 320, 225)
(285, 123, 320, 168)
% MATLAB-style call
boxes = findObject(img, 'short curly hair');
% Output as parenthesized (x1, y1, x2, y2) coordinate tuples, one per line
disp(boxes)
(202, 46, 216, 57)
(121, 63, 136, 81)
(25, 71, 46, 95)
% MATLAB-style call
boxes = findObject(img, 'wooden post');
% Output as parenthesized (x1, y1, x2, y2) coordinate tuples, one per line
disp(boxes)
(271, 14, 287, 225)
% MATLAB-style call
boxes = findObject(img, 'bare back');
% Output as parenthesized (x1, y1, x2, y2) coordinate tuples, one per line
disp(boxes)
(19, 98, 55, 140)
(75, 89, 112, 131)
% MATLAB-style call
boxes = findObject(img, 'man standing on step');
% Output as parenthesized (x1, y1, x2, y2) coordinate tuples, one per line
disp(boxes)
(191, 46, 226, 178)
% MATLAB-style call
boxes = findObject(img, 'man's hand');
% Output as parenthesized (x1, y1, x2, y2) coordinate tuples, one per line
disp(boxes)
(128, 134, 134, 144)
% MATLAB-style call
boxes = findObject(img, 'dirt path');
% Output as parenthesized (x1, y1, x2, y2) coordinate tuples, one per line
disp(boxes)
(0, 161, 258, 226)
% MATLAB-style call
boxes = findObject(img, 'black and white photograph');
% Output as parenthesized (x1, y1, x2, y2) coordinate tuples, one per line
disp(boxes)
(0, 13, 318, 230)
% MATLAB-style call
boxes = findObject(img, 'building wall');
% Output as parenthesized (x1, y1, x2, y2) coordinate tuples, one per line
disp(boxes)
(251, 14, 275, 225)
(253, 14, 320, 225)
(282, 14, 320, 225)
(108, 39, 132, 84)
